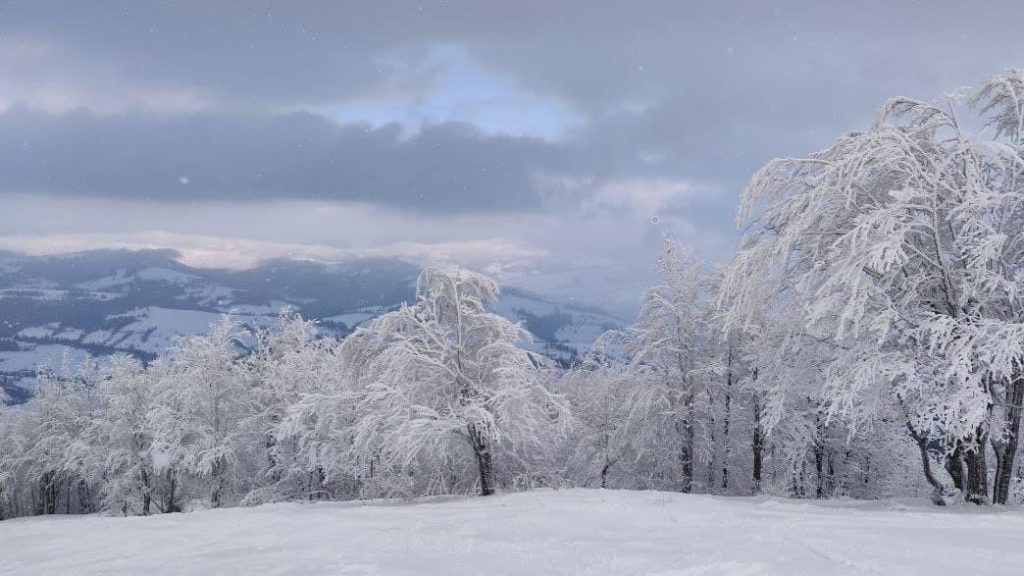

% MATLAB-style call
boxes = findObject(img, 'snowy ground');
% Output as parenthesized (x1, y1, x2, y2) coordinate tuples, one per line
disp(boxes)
(2, 489, 1023, 575)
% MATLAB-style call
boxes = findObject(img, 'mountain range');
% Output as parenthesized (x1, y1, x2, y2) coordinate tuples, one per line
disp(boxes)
(0, 250, 623, 403)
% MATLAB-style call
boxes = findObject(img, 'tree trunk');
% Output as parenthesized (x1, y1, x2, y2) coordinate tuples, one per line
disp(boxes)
(706, 390, 717, 493)
(814, 445, 825, 499)
(827, 452, 835, 495)
(964, 424, 989, 505)
(468, 424, 495, 496)
(600, 460, 614, 489)
(752, 393, 764, 494)
(798, 460, 808, 498)
(946, 444, 964, 493)
(141, 468, 151, 516)
(677, 418, 694, 494)
(813, 414, 826, 499)
(315, 466, 326, 499)
(41, 471, 58, 515)
(907, 422, 949, 506)
(721, 360, 732, 491)
(965, 448, 988, 505)
(164, 470, 180, 513)
(78, 480, 91, 514)
(210, 457, 226, 508)
(993, 375, 1024, 505)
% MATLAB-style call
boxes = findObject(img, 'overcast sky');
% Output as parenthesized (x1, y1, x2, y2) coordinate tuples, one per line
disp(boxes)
(2, 1, 1024, 314)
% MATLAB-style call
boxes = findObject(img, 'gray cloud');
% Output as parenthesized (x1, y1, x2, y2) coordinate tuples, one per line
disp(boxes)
(4, 1, 1022, 203)
(0, 108, 565, 211)
(0, 1, 441, 106)
(3, 0, 1024, 306)
(7, 1, 1021, 108)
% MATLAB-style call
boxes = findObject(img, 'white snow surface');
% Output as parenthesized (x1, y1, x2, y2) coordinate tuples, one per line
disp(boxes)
(324, 307, 388, 329)
(0, 343, 91, 375)
(2, 488, 1023, 575)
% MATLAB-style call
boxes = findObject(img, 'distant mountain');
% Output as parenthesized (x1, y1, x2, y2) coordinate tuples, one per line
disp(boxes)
(0, 250, 623, 402)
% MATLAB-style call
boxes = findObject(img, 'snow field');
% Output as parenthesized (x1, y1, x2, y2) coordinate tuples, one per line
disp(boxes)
(3, 489, 1023, 575)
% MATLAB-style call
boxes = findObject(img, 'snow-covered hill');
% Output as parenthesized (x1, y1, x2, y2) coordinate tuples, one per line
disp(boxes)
(2, 488, 1023, 575)
(0, 250, 623, 401)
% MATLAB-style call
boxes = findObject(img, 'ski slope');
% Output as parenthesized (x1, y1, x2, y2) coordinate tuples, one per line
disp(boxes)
(2, 489, 1023, 575)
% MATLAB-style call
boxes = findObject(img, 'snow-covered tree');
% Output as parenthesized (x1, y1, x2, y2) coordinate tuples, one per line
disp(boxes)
(84, 355, 158, 514)
(348, 268, 569, 496)
(148, 319, 249, 509)
(617, 236, 716, 492)
(15, 361, 100, 515)
(244, 312, 359, 504)
(562, 337, 642, 489)
(0, 399, 12, 520)
(724, 71, 1024, 504)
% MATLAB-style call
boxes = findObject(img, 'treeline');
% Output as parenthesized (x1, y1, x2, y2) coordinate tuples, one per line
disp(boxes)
(0, 250, 926, 519)
(3, 70, 1024, 518)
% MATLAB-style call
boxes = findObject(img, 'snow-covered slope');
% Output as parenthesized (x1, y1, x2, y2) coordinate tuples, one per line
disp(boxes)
(493, 288, 620, 361)
(2, 489, 1023, 575)
(0, 250, 623, 399)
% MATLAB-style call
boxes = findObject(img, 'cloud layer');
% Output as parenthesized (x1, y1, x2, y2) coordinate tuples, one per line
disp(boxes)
(3, 1, 1024, 312)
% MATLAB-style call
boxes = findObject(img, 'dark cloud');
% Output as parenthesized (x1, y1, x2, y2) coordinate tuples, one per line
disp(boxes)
(6, 1, 1023, 109)
(0, 109, 564, 211)
(3, 0, 1024, 258)
(0, 1, 440, 106)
